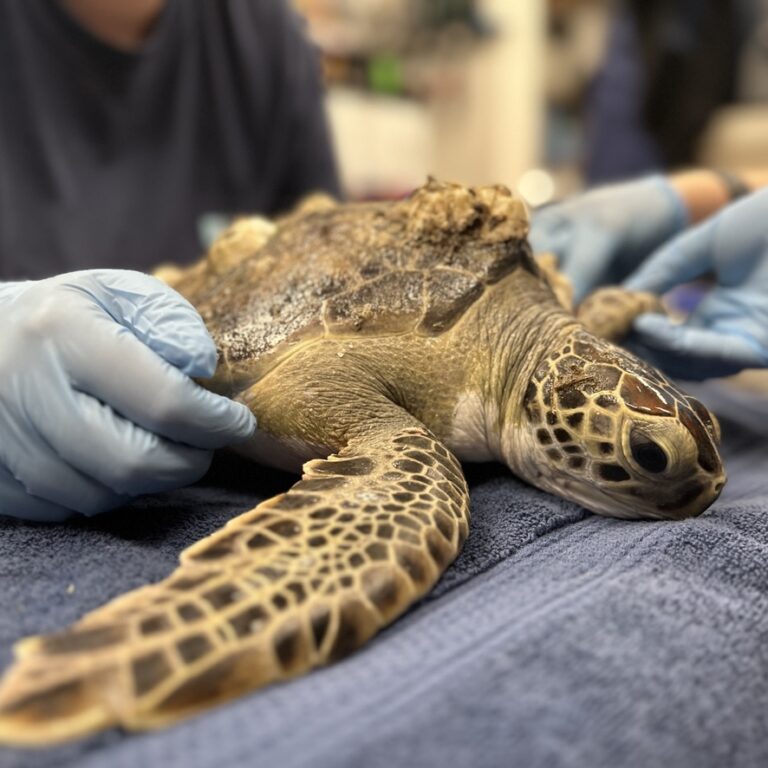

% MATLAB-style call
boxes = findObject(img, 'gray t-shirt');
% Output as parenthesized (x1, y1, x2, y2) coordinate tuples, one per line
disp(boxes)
(0, 0, 340, 279)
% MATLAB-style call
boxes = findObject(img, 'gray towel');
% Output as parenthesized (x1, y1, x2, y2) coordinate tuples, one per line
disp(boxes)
(1, 381, 767, 768)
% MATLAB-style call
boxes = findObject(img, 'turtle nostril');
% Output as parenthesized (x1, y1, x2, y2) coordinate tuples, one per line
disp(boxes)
(714, 482, 724, 495)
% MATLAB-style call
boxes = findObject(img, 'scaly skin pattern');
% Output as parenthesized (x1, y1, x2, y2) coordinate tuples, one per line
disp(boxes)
(0, 180, 725, 746)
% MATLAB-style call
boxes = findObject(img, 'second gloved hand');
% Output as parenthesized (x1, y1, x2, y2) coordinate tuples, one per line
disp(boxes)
(0, 270, 257, 522)
(625, 189, 768, 380)
(529, 175, 688, 301)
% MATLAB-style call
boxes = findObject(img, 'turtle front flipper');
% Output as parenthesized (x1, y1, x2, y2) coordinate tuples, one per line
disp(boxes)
(0, 414, 469, 746)
(576, 286, 663, 342)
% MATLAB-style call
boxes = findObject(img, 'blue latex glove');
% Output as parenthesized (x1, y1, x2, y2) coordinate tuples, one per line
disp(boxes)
(625, 189, 768, 380)
(0, 270, 257, 522)
(529, 175, 688, 301)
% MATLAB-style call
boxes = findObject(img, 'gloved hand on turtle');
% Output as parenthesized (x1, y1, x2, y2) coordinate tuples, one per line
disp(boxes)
(530, 173, 768, 380)
(529, 174, 688, 302)
(0, 270, 257, 522)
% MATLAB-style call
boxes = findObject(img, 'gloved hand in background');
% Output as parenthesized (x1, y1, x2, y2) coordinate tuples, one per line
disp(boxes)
(529, 175, 688, 302)
(624, 189, 768, 380)
(0, 270, 257, 522)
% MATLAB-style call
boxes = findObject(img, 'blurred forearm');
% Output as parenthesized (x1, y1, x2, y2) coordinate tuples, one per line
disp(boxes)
(668, 168, 768, 224)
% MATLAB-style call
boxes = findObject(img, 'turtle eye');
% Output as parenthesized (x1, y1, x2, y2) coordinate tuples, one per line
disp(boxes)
(629, 430, 668, 473)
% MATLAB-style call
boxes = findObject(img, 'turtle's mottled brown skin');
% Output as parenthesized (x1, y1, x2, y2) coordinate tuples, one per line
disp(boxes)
(0, 180, 725, 746)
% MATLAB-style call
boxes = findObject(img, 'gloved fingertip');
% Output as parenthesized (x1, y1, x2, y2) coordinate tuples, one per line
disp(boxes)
(183, 449, 215, 485)
(632, 312, 673, 335)
(198, 396, 259, 445)
(632, 313, 691, 353)
(228, 403, 258, 441)
(81, 494, 133, 518)
(150, 449, 216, 492)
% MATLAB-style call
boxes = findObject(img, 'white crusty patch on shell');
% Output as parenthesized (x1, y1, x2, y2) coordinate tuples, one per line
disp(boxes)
(406, 180, 529, 243)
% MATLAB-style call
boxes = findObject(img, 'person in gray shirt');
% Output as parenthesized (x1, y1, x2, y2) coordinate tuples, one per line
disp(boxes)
(0, 0, 339, 521)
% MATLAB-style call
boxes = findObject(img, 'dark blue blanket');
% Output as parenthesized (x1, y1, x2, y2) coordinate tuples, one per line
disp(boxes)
(1, 381, 767, 768)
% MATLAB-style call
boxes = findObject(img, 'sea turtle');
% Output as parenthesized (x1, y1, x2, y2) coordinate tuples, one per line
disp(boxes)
(0, 179, 725, 746)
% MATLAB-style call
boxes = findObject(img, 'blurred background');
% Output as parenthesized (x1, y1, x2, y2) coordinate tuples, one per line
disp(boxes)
(293, 0, 768, 205)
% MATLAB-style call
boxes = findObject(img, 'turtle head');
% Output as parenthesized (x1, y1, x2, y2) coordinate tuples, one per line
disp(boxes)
(511, 331, 725, 520)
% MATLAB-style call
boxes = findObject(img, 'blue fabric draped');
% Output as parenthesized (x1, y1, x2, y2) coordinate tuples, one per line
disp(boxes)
(1, 380, 767, 768)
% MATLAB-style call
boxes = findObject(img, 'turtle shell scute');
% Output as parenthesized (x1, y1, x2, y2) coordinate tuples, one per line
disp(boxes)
(178, 179, 531, 378)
